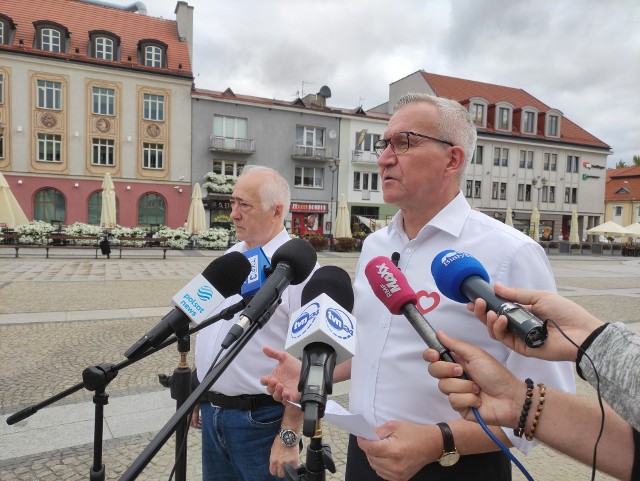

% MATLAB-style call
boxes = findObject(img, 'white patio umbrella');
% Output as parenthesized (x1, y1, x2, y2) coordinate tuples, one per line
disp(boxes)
(568, 210, 580, 243)
(585, 221, 628, 238)
(505, 207, 514, 227)
(0, 171, 29, 228)
(530, 207, 540, 241)
(623, 222, 640, 240)
(186, 183, 206, 234)
(333, 194, 352, 238)
(100, 173, 117, 228)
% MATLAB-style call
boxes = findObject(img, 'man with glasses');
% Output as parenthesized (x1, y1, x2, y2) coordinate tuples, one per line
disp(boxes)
(263, 93, 574, 481)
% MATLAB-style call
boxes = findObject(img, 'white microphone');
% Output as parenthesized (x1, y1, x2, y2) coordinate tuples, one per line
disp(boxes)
(124, 252, 251, 359)
(285, 266, 356, 436)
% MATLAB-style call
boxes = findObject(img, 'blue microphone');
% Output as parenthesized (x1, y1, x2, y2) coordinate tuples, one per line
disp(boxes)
(241, 246, 271, 297)
(430, 250, 547, 348)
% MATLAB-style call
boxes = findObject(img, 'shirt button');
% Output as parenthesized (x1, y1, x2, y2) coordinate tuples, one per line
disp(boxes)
(405, 248, 411, 254)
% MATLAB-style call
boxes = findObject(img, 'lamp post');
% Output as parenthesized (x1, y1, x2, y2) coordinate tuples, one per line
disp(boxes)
(328, 158, 340, 249)
(532, 176, 548, 210)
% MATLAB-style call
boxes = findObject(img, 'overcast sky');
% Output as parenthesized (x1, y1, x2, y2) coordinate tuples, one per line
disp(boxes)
(121, 0, 638, 167)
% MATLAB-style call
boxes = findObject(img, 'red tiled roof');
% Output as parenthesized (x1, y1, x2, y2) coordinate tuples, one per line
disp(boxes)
(605, 167, 640, 201)
(192, 88, 391, 121)
(420, 71, 609, 150)
(0, 0, 192, 78)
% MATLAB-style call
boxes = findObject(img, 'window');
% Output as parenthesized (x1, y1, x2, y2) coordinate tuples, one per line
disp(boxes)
(491, 182, 498, 200)
(41, 28, 62, 52)
(138, 193, 166, 226)
(471, 103, 485, 127)
(0, 73, 4, 103)
(614, 206, 623, 216)
(525, 184, 532, 202)
(92, 87, 115, 116)
(95, 36, 114, 60)
(0, 19, 4, 45)
(523, 111, 536, 134)
(0, 14, 16, 45)
(145, 45, 162, 67)
(294, 166, 323, 188)
(571, 188, 577, 203)
(214, 115, 248, 139)
(547, 114, 559, 136)
(497, 107, 510, 130)
(296, 126, 324, 148)
(143, 143, 164, 169)
(34, 188, 65, 223)
(517, 184, 524, 201)
(92, 138, 115, 165)
(500, 183, 507, 200)
(549, 186, 555, 203)
(566, 155, 579, 173)
(143, 93, 164, 121)
(471, 145, 483, 164)
(543, 153, 550, 171)
(493, 147, 500, 166)
(465, 180, 473, 197)
(564, 187, 578, 203)
(88, 192, 102, 225)
(519, 150, 526, 168)
(37, 133, 62, 162)
(353, 171, 379, 191)
(541, 185, 548, 202)
(354, 131, 381, 153)
(0, 132, 4, 159)
(501, 148, 509, 167)
(37, 80, 62, 110)
(474, 181, 481, 198)
(212, 160, 244, 176)
(550, 153, 557, 171)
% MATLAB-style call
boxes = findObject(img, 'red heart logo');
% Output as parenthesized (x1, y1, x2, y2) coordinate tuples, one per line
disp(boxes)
(415, 290, 440, 315)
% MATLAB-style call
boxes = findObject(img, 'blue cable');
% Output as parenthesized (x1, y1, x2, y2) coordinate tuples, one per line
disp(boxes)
(472, 407, 534, 481)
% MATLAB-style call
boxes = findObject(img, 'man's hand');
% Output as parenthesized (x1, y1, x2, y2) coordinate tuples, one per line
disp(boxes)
(260, 346, 303, 403)
(269, 435, 300, 478)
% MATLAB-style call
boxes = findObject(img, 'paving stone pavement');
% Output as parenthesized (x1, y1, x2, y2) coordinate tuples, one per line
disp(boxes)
(1, 249, 639, 480)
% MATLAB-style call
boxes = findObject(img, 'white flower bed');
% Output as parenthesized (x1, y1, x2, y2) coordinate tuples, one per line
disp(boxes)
(196, 227, 229, 249)
(14, 221, 55, 245)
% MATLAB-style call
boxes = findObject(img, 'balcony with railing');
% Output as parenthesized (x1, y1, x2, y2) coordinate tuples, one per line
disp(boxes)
(209, 135, 255, 154)
(351, 150, 378, 164)
(291, 144, 332, 161)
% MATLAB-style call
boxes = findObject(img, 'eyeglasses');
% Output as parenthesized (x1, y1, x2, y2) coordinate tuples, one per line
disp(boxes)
(373, 131, 454, 156)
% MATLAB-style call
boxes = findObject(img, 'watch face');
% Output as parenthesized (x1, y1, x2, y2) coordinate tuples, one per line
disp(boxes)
(439, 452, 460, 467)
(280, 429, 298, 447)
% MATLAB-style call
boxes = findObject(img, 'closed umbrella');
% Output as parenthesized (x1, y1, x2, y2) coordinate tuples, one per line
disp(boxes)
(186, 183, 206, 235)
(568, 210, 580, 243)
(505, 207, 514, 227)
(0, 172, 29, 228)
(333, 194, 352, 238)
(530, 207, 540, 241)
(100, 173, 117, 228)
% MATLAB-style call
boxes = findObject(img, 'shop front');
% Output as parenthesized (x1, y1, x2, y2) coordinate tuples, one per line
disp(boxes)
(290, 202, 328, 237)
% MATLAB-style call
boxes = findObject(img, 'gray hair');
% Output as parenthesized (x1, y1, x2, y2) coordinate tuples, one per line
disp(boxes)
(394, 93, 477, 183)
(239, 165, 291, 220)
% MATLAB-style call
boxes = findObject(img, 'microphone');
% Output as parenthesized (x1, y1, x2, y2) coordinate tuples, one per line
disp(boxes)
(241, 246, 271, 297)
(430, 250, 548, 348)
(285, 266, 356, 436)
(364, 256, 456, 363)
(221, 238, 317, 349)
(124, 252, 251, 359)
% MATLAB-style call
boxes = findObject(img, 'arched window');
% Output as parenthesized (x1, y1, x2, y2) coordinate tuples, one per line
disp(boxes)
(34, 188, 65, 223)
(88, 191, 120, 225)
(138, 193, 166, 226)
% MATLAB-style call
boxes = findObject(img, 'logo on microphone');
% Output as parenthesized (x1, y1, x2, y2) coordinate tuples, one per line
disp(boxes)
(291, 302, 321, 338)
(247, 254, 259, 283)
(325, 308, 354, 339)
(197, 285, 214, 302)
(439, 250, 471, 267)
(375, 262, 401, 297)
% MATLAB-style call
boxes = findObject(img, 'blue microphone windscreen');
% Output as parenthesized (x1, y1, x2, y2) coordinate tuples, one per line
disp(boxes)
(203, 251, 252, 297)
(430, 250, 490, 304)
(241, 246, 270, 297)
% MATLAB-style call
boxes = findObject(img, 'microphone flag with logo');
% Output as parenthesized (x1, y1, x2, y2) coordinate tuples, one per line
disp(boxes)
(241, 246, 271, 297)
(124, 251, 251, 359)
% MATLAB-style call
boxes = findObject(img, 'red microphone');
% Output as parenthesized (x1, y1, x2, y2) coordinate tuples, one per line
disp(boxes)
(364, 256, 458, 365)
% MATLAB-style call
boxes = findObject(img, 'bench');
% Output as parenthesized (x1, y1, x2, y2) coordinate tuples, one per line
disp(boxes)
(46, 234, 102, 258)
(113, 236, 169, 259)
(0, 233, 22, 257)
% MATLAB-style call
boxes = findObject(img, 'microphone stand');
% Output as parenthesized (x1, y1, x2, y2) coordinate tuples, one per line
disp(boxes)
(285, 419, 335, 481)
(5, 299, 248, 481)
(118, 298, 281, 480)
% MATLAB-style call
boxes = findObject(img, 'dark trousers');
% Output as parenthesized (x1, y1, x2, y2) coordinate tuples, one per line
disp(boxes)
(345, 434, 512, 481)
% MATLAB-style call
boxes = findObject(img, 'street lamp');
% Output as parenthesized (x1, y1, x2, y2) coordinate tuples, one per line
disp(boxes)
(328, 158, 341, 248)
(532, 176, 548, 210)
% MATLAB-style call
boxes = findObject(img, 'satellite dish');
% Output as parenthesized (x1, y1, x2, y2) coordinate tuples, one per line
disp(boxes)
(318, 85, 332, 98)
(329, 130, 337, 140)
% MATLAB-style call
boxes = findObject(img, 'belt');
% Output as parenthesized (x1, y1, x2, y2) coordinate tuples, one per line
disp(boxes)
(205, 392, 282, 410)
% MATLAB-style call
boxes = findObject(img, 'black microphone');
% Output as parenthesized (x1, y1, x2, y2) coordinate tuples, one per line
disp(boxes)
(124, 252, 251, 359)
(391, 251, 400, 267)
(221, 238, 317, 348)
(286, 266, 356, 437)
(430, 250, 548, 348)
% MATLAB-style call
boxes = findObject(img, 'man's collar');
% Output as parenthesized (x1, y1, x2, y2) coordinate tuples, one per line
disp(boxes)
(242, 228, 290, 258)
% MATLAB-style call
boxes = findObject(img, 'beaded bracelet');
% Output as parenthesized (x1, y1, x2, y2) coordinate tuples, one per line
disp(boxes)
(514, 378, 534, 438)
(525, 383, 546, 441)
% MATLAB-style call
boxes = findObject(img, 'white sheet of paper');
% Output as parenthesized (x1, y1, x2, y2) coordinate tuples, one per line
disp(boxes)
(290, 400, 379, 440)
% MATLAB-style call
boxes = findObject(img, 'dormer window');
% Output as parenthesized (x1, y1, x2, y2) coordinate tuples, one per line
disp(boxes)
(469, 97, 488, 128)
(138, 40, 167, 68)
(616, 187, 630, 194)
(495, 102, 514, 131)
(521, 107, 538, 135)
(545, 109, 562, 138)
(0, 14, 17, 45)
(89, 31, 120, 61)
(33, 21, 69, 53)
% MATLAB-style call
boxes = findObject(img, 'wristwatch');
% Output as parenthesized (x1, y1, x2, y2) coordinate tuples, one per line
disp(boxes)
(278, 429, 299, 448)
(436, 422, 460, 467)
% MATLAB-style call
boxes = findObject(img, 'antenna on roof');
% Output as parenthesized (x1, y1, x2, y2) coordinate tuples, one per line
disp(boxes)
(300, 81, 315, 98)
(358, 97, 366, 107)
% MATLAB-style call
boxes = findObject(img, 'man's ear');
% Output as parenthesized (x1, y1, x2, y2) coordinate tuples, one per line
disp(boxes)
(447, 145, 466, 173)
(273, 203, 284, 220)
